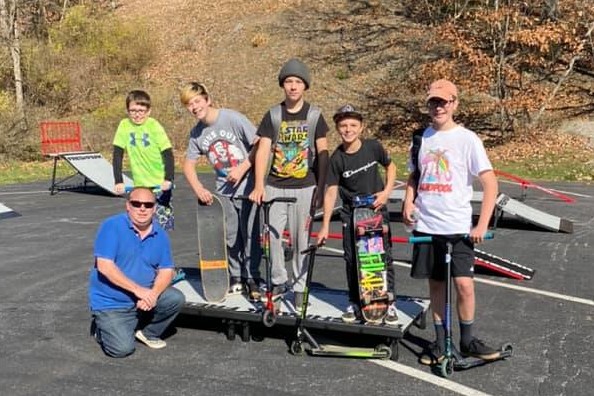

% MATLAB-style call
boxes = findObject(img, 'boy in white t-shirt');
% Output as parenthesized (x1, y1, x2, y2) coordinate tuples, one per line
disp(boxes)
(402, 79, 500, 365)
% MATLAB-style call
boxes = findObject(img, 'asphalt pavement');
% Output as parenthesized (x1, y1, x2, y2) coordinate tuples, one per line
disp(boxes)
(0, 175, 592, 396)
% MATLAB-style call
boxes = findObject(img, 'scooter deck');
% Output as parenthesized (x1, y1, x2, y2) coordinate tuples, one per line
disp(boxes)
(309, 344, 390, 359)
(453, 344, 513, 370)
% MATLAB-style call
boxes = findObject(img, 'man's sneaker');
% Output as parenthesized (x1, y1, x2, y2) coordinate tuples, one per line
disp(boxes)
(342, 303, 359, 323)
(460, 337, 501, 360)
(135, 330, 167, 349)
(419, 342, 445, 365)
(245, 279, 261, 301)
(228, 277, 243, 295)
(384, 303, 399, 326)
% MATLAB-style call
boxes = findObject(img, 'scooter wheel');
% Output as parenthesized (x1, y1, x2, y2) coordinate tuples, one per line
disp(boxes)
(502, 343, 513, 356)
(262, 310, 276, 327)
(290, 340, 304, 356)
(374, 344, 392, 360)
(440, 358, 454, 378)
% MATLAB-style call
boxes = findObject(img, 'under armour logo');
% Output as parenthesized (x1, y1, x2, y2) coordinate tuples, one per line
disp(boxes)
(129, 133, 150, 147)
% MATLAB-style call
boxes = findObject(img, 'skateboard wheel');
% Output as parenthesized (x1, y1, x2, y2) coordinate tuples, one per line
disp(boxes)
(440, 358, 454, 378)
(389, 341, 399, 361)
(374, 344, 392, 360)
(290, 340, 304, 356)
(241, 322, 250, 342)
(226, 323, 236, 341)
(262, 310, 276, 327)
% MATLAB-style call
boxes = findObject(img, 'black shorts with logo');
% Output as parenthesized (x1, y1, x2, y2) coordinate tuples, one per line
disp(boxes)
(410, 232, 475, 281)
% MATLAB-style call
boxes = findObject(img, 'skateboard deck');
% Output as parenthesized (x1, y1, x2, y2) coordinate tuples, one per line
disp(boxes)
(197, 195, 229, 302)
(353, 206, 389, 323)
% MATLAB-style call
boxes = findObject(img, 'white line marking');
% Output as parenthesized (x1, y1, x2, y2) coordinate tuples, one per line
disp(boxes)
(321, 246, 594, 307)
(390, 261, 594, 307)
(372, 360, 493, 396)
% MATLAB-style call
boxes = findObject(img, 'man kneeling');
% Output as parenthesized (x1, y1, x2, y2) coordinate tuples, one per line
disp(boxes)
(88, 187, 185, 357)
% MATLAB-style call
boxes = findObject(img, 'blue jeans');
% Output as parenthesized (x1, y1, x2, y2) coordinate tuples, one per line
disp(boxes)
(91, 287, 185, 358)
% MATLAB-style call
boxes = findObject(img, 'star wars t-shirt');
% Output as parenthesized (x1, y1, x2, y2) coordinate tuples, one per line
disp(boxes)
(257, 102, 328, 188)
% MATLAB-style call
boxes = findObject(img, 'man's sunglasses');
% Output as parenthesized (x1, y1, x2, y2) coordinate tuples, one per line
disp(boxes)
(129, 200, 156, 209)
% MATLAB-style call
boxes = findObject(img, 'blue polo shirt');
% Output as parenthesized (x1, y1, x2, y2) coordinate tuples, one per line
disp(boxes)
(88, 213, 174, 311)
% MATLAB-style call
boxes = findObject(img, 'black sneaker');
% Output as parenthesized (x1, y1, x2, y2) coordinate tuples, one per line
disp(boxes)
(419, 342, 445, 365)
(245, 279, 261, 301)
(460, 337, 500, 360)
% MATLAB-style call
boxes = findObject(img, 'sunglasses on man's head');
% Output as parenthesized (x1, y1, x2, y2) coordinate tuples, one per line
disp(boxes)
(129, 200, 156, 209)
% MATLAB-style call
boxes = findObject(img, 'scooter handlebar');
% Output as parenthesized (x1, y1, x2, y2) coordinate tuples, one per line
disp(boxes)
(408, 232, 494, 244)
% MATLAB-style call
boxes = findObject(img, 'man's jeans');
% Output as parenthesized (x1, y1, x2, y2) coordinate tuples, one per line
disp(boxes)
(91, 287, 185, 358)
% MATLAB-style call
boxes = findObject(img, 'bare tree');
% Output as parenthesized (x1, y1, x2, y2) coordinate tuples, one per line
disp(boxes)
(0, 0, 26, 128)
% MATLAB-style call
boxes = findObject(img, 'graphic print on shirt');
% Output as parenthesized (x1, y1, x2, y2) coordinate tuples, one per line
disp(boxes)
(419, 148, 453, 193)
(129, 132, 150, 147)
(342, 161, 378, 179)
(272, 120, 309, 179)
(200, 129, 245, 177)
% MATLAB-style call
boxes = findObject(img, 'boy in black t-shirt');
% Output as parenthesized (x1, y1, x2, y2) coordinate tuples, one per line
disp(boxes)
(249, 59, 329, 309)
(316, 105, 398, 325)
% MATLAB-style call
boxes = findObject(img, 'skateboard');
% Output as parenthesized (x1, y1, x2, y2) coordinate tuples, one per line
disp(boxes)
(197, 195, 229, 302)
(353, 196, 390, 324)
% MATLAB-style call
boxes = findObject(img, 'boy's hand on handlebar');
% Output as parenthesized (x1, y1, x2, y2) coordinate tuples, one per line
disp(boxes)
(249, 187, 265, 205)
(316, 225, 329, 246)
(469, 225, 489, 244)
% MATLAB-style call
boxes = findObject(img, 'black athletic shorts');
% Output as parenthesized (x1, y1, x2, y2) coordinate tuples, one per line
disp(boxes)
(410, 232, 475, 280)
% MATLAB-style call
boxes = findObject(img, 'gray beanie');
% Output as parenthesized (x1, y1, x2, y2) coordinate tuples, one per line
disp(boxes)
(278, 58, 310, 90)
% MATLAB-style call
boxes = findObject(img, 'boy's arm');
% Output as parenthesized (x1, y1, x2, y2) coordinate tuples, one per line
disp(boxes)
(248, 137, 272, 205)
(374, 161, 396, 210)
(471, 169, 498, 242)
(112, 146, 125, 194)
(316, 185, 338, 245)
(161, 148, 175, 191)
(227, 137, 260, 187)
(314, 136, 329, 209)
(183, 158, 214, 205)
(402, 173, 418, 225)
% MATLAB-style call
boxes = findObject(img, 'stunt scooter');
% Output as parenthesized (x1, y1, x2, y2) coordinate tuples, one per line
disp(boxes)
(289, 244, 393, 359)
(410, 232, 513, 378)
(236, 196, 297, 327)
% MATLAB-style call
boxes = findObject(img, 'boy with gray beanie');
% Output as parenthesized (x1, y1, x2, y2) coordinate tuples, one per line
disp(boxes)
(249, 58, 329, 311)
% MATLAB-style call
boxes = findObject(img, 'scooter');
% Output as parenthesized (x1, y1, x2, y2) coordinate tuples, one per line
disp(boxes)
(410, 232, 513, 377)
(289, 244, 393, 359)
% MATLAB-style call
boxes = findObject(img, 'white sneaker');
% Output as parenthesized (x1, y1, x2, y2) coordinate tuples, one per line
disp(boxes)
(384, 303, 399, 326)
(135, 330, 167, 349)
(342, 303, 358, 323)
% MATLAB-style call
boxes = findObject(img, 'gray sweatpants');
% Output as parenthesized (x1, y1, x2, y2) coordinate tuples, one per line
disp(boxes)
(265, 184, 315, 292)
(218, 194, 262, 280)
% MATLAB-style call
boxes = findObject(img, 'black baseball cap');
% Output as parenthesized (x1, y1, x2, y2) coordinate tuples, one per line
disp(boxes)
(333, 104, 363, 123)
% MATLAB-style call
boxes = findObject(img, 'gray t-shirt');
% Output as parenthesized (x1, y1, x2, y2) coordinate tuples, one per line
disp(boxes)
(186, 109, 257, 196)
